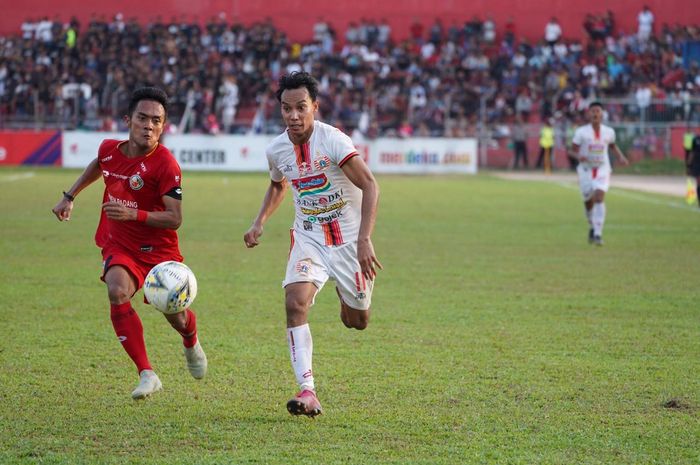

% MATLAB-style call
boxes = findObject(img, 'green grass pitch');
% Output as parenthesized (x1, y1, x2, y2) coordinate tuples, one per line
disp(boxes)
(1, 166, 699, 464)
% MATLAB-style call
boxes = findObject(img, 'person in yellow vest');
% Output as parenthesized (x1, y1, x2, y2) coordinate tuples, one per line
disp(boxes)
(536, 118, 555, 172)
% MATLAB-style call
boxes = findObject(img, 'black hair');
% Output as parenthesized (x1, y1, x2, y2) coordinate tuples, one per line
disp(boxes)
(589, 101, 604, 110)
(127, 86, 169, 118)
(275, 71, 319, 102)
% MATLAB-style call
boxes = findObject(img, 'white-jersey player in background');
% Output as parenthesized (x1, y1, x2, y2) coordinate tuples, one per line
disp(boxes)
(243, 71, 382, 417)
(572, 101, 629, 245)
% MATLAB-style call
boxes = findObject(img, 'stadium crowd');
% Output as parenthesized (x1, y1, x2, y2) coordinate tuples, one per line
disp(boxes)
(1, 10, 700, 136)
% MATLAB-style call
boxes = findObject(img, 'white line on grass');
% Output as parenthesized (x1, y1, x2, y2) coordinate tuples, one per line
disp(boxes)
(555, 180, 700, 214)
(0, 172, 36, 183)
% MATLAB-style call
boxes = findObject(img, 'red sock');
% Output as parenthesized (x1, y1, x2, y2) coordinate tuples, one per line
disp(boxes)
(179, 309, 198, 348)
(110, 302, 151, 373)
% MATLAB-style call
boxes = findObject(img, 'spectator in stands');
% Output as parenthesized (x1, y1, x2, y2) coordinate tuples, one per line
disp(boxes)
(545, 17, 562, 48)
(637, 6, 654, 42)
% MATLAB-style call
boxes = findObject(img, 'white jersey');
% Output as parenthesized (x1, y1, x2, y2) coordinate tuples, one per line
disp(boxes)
(572, 124, 616, 169)
(267, 120, 361, 246)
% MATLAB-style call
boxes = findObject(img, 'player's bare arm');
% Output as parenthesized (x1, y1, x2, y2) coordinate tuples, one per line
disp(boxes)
(102, 195, 182, 229)
(244, 179, 288, 248)
(52, 157, 102, 221)
(610, 143, 629, 165)
(572, 143, 586, 163)
(341, 156, 383, 280)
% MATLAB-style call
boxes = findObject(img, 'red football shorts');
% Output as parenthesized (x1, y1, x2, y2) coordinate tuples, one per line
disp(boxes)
(100, 244, 155, 291)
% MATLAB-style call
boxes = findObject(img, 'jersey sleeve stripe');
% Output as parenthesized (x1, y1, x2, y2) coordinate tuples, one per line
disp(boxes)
(338, 152, 358, 167)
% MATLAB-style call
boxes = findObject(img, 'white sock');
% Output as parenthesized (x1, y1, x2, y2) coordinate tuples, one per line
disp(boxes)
(592, 202, 606, 237)
(287, 324, 314, 391)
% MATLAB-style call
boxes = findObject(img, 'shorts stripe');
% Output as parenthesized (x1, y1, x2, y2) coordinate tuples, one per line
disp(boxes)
(322, 224, 333, 246)
(329, 220, 343, 245)
(288, 229, 295, 258)
(354, 272, 361, 292)
(592, 167, 598, 179)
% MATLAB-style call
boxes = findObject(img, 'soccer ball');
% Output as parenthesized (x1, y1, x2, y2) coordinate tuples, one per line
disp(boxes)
(144, 261, 198, 314)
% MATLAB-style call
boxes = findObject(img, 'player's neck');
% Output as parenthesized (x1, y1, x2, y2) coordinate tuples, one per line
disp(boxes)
(122, 140, 158, 158)
(287, 126, 314, 146)
(591, 122, 601, 132)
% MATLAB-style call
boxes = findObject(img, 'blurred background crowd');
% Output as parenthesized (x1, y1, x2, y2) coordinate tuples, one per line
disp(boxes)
(2, 7, 700, 142)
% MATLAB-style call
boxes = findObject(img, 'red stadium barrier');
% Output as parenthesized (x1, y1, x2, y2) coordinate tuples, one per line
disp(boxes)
(3, 0, 700, 42)
(0, 131, 62, 166)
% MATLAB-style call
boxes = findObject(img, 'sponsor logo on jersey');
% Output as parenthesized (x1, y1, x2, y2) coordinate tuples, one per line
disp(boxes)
(129, 174, 144, 190)
(303, 220, 313, 231)
(140, 162, 147, 172)
(107, 192, 138, 208)
(300, 200, 346, 215)
(292, 173, 331, 197)
(313, 155, 332, 171)
(101, 155, 113, 162)
(102, 170, 129, 180)
(307, 210, 344, 224)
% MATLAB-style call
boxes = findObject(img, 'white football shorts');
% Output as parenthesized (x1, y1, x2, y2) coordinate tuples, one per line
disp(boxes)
(283, 230, 373, 310)
(577, 164, 611, 201)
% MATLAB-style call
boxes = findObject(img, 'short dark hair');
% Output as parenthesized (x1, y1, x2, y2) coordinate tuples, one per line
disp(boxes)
(589, 101, 604, 110)
(127, 86, 169, 118)
(275, 72, 319, 102)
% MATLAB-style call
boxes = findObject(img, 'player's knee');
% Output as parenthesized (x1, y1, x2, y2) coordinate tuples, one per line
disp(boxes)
(346, 310, 370, 330)
(106, 283, 131, 304)
(285, 295, 310, 318)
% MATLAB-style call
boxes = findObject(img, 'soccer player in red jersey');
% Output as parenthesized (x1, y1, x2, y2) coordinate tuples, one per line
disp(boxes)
(51, 87, 207, 399)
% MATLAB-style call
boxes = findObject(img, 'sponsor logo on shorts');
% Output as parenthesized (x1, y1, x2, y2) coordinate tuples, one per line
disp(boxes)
(129, 174, 144, 190)
(355, 292, 366, 300)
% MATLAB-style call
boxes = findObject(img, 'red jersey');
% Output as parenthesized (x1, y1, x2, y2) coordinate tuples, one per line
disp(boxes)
(95, 139, 183, 264)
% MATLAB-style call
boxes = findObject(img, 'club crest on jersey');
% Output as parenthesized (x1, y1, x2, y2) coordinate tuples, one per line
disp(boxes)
(291, 173, 331, 197)
(314, 155, 332, 171)
(129, 174, 144, 190)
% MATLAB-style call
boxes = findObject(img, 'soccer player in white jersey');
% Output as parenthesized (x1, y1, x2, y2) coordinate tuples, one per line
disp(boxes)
(243, 72, 382, 417)
(571, 101, 629, 246)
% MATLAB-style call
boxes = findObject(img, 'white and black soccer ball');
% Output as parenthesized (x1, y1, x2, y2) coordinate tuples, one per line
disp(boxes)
(144, 261, 198, 314)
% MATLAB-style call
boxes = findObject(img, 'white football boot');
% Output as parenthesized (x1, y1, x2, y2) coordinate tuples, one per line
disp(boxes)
(184, 341, 208, 379)
(131, 370, 163, 400)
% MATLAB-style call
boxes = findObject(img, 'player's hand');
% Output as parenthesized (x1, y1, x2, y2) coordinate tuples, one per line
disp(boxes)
(52, 198, 73, 221)
(619, 155, 630, 166)
(357, 237, 383, 281)
(102, 201, 135, 221)
(244, 223, 263, 248)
